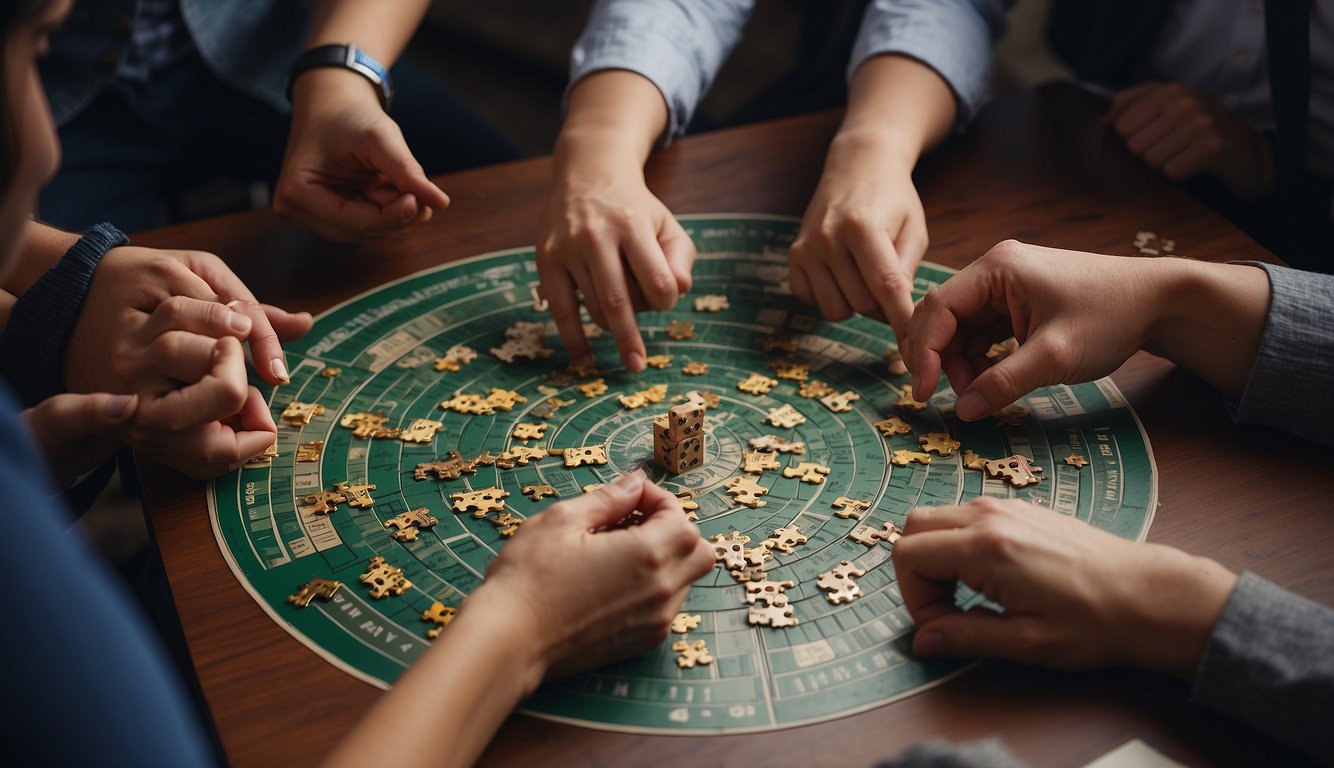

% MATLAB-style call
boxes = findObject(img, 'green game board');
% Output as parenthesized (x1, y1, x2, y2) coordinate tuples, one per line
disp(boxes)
(210, 214, 1157, 734)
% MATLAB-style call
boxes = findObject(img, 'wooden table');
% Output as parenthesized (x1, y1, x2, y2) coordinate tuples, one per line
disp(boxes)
(136, 84, 1334, 767)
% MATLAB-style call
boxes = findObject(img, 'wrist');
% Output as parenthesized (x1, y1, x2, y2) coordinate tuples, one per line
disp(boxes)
(1113, 544, 1237, 679)
(289, 66, 383, 120)
(553, 128, 649, 191)
(456, 581, 549, 696)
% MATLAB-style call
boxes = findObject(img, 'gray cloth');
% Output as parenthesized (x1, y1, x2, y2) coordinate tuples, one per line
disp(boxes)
(1192, 572, 1334, 763)
(1231, 263, 1334, 446)
(877, 738, 1028, 768)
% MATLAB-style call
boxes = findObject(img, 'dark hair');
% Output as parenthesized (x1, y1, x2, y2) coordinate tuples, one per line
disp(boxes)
(0, 0, 56, 194)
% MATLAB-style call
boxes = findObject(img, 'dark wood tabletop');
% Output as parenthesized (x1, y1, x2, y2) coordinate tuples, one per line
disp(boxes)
(134, 83, 1334, 767)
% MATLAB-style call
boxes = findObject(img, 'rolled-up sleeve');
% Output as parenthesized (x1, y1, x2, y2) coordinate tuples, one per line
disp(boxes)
(1230, 263, 1334, 446)
(849, 0, 1010, 122)
(569, 0, 753, 142)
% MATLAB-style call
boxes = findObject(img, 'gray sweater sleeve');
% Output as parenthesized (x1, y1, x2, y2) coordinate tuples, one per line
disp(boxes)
(1191, 572, 1334, 761)
(1230, 263, 1334, 447)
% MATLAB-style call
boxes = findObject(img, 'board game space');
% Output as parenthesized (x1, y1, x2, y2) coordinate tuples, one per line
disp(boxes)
(210, 214, 1157, 734)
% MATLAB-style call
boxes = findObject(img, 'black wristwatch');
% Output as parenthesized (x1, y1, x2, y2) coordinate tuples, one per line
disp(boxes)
(287, 43, 394, 111)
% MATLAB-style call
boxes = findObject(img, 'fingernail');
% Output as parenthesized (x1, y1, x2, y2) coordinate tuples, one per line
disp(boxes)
(916, 630, 943, 658)
(106, 394, 133, 418)
(956, 391, 988, 421)
(225, 299, 242, 308)
(626, 351, 645, 372)
(271, 357, 289, 382)
(228, 312, 252, 334)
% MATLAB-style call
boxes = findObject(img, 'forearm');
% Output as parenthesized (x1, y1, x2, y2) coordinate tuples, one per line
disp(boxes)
(838, 54, 957, 167)
(1145, 259, 1269, 399)
(554, 71, 669, 184)
(4, 220, 78, 296)
(323, 586, 546, 768)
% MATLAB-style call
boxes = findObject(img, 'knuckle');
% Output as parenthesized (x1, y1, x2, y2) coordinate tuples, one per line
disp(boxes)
(985, 239, 1026, 267)
(874, 269, 912, 298)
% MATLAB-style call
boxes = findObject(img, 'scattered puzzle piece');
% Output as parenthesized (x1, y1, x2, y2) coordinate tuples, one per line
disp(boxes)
(422, 602, 457, 638)
(244, 442, 279, 468)
(681, 361, 709, 376)
(694, 295, 730, 312)
(797, 380, 833, 399)
(667, 320, 695, 340)
(744, 579, 796, 606)
(340, 411, 395, 438)
(582, 483, 605, 493)
(992, 403, 1030, 426)
(919, 432, 961, 456)
(578, 378, 608, 398)
(561, 445, 609, 467)
(782, 461, 831, 484)
(873, 416, 913, 437)
(413, 453, 469, 481)
(890, 450, 933, 466)
(748, 596, 798, 627)
(671, 613, 702, 634)
(749, 435, 805, 454)
(895, 386, 928, 411)
(737, 373, 780, 395)
(360, 556, 412, 599)
(832, 496, 872, 519)
(962, 449, 986, 470)
(984, 455, 1045, 487)
(434, 344, 478, 372)
(440, 393, 494, 415)
(986, 339, 1018, 361)
(512, 422, 549, 441)
(770, 360, 809, 381)
(672, 639, 714, 668)
(281, 401, 325, 427)
(1133, 230, 1176, 256)
(817, 560, 866, 604)
(710, 531, 751, 571)
(495, 446, 547, 469)
(332, 481, 377, 508)
(522, 484, 559, 501)
(723, 476, 769, 508)
(296, 441, 324, 462)
(399, 418, 443, 444)
(675, 490, 699, 521)
(849, 521, 902, 547)
(820, 390, 860, 413)
(384, 508, 439, 542)
(645, 354, 672, 369)
(492, 512, 524, 537)
(484, 388, 526, 412)
(300, 489, 346, 516)
(742, 449, 781, 474)
(319, 367, 342, 378)
(490, 320, 553, 363)
(450, 487, 510, 516)
(1064, 454, 1089, 468)
(759, 335, 797, 355)
(763, 524, 809, 554)
(765, 404, 806, 428)
(288, 577, 341, 607)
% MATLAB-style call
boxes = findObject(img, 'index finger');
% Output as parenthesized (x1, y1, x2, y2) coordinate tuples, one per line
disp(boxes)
(537, 257, 594, 367)
(847, 224, 916, 342)
(892, 527, 976, 626)
(906, 264, 999, 398)
(587, 243, 646, 372)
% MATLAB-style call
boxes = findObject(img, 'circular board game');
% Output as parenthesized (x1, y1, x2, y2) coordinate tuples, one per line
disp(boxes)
(211, 214, 1157, 734)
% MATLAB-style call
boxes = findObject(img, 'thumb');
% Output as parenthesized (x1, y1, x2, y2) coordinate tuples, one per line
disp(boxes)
(913, 609, 1019, 662)
(659, 219, 696, 297)
(24, 392, 138, 447)
(952, 339, 1053, 421)
(365, 130, 451, 212)
(567, 471, 649, 530)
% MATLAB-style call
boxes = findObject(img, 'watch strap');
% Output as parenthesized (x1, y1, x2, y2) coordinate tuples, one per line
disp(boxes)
(287, 43, 394, 111)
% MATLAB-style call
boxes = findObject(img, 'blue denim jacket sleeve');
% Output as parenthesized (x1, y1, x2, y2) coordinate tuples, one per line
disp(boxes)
(850, 0, 1010, 122)
(568, 0, 755, 143)
(42, 0, 309, 126)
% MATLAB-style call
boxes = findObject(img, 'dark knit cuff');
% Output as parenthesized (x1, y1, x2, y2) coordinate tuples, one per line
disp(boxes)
(0, 223, 128, 406)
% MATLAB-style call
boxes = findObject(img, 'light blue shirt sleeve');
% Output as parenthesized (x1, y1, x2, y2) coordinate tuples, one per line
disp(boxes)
(568, 0, 754, 142)
(849, 0, 1011, 122)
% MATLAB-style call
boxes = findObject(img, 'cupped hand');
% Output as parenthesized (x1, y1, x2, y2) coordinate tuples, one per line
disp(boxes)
(904, 241, 1164, 420)
(790, 132, 927, 343)
(66, 245, 311, 389)
(1106, 81, 1273, 200)
(477, 471, 714, 679)
(275, 69, 450, 243)
(536, 171, 694, 372)
(894, 498, 1237, 678)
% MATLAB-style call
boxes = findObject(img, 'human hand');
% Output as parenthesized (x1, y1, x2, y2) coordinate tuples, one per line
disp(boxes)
(124, 335, 279, 480)
(66, 245, 312, 388)
(21, 392, 137, 489)
(790, 130, 927, 342)
(475, 471, 714, 680)
(903, 241, 1171, 420)
(275, 69, 451, 242)
(1106, 82, 1274, 200)
(893, 498, 1237, 678)
(536, 167, 694, 372)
